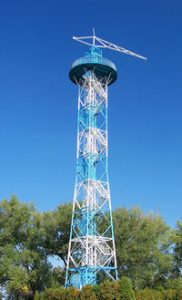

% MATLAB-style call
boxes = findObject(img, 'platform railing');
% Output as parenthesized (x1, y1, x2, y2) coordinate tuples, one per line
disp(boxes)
(71, 57, 117, 71)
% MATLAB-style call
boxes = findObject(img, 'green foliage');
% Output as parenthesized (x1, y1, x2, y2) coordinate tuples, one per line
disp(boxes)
(173, 221, 182, 277)
(40, 203, 72, 266)
(119, 276, 136, 300)
(1, 197, 182, 299)
(39, 284, 182, 300)
(176, 288, 182, 300)
(51, 267, 66, 287)
(0, 197, 52, 297)
(135, 288, 164, 300)
(65, 286, 80, 299)
(97, 280, 121, 299)
(113, 207, 173, 289)
(163, 289, 176, 300)
(0, 196, 34, 246)
(42, 287, 67, 299)
(80, 285, 97, 300)
(165, 278, 182, 290)
(34, 291, 42, 300)
(0, 198, 64, 299)
(135, 288, 182, 300)
(42, 287, 80, 300)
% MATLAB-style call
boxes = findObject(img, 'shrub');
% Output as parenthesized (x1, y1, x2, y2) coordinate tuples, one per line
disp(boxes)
(42, 287, 67, 300)
(80, 285, 97, 300)
(66, 287, 80, 299)
(175, 287, 182, 300)
(176, 288, 182, 300)
(36, 285, 182, 300)
(165, 278, 182, 290)
(162, 289, 177, 300)
(34, 291, 46, 300)
(119, 276, 135, 300)
(135, 288, 164, 300)
(97, 280, 121, 300)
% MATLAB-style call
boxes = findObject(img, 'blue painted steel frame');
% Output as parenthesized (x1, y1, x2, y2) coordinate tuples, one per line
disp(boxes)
(66, 47, 118, 289)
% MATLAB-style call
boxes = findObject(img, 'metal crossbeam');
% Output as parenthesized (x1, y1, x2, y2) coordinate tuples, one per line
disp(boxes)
(73, 29, 147, 61)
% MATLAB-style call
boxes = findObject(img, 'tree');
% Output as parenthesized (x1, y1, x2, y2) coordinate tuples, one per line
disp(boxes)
(40, 203, 72, 266)
(113, 207, 173, 289)
(0, 197, 52, 298)
(1, 197, 180, 297)
(173, 221, 182, 277)
(0, 196, 35, 249)
(0, 197, 72, 298)
(51, 267, 66, 287)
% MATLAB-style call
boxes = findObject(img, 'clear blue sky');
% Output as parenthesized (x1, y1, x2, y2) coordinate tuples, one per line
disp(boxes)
(0, 0, 181, 227)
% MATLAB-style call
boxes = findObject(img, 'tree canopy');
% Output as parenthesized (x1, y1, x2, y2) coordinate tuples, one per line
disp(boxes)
(0, 197, 181, 299)
(113, 207, 173, 289)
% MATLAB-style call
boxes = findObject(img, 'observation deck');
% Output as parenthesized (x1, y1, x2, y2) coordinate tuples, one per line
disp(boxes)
(69, 55, 117, 85)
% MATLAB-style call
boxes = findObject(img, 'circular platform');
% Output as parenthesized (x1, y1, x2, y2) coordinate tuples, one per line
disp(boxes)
(69, 57, 117, 85)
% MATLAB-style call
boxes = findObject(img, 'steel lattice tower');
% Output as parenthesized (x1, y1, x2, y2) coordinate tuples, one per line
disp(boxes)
(65, 32, 147, 289)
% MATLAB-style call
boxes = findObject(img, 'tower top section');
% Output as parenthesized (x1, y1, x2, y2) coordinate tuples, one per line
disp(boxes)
(69, 47, 117, 86)
(69, 30, 147, 86)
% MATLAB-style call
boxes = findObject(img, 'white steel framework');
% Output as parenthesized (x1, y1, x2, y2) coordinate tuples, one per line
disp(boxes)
(66, 66, 118, 288)
(65, 31, 147, 289)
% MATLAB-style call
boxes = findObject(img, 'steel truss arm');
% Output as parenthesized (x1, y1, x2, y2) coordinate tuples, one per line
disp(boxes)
(73, 33, 147, 60)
